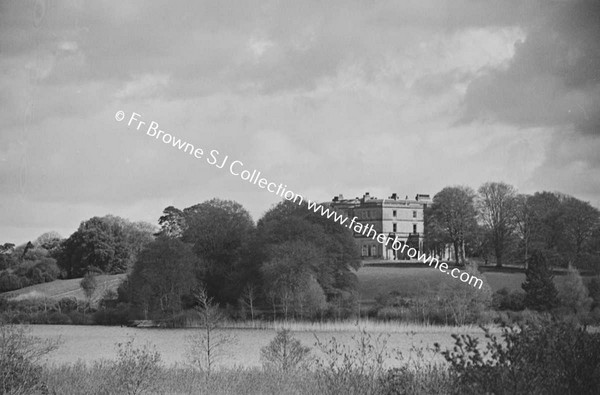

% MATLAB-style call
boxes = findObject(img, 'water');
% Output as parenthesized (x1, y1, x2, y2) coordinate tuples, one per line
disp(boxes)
(28, 325, 486, 368)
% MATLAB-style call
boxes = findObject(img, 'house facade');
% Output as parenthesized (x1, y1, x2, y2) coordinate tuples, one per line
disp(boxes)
(327, 192, 431, 260)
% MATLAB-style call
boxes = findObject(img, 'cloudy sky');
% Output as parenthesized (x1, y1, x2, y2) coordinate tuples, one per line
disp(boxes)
(1, 0, 599, 244)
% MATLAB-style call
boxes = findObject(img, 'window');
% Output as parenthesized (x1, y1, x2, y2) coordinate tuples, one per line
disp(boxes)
(413, 224, 417, 234)
(413, 210, 417, 218)
(393, 223, 397, 232)
(393, 210, 397, 217)
(361, 245, 368, 256)
(370, 245, 378, 257)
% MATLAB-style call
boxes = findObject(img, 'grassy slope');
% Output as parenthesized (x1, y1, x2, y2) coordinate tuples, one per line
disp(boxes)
(355, 265, 573, 302)
(1, 273, 127, 301)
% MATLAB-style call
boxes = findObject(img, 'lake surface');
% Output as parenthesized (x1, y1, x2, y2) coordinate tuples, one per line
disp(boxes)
(29, 324, 490, 368)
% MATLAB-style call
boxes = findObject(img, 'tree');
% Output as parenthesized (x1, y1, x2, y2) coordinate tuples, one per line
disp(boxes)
(239, 283, 257, 325)
(182, 199, 256, 304)
(477, 182, 517, 267)
(80, 272, 98, 307)
(514, 194, 533, 268)
(427, 186, 478, 265)
(256, 199, 361, 297)
(128, 236, 200, 319)
(557, 266, 592, 315)
(156, 206, 186, 238)
(522, 251, 559, 311)
(260, 240, 325, 320)
(58, 216, 155, 278)
(528, 192, 567, 265)
(561, 197, 599, 259)
(437, 264, 493, 325)
(58, 217, 130, 277)
(185, 287, 234, 379)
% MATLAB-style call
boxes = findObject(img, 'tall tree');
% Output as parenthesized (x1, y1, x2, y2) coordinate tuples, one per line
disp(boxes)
(522, 250, 559, 312)
(157, 206, 186, 238)
(182, 199, 256, 304)
(128, 236, 200, 319)
(528, 192, 566, 260)
(477, 182, 517, 267)
(428, 186, 478, 265)
(514, 194, 533, 268)
(561, 196, 599, 259)
(256, 199, 361, 296)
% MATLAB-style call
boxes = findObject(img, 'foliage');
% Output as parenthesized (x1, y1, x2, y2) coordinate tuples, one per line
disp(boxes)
(437, 264, 493, 326)
(314, 330, 396, 395)
(557, 266, 592, 315)
(58, 215, 155, 278)
(127, 236, 200, 319)
(522, 250, 559, 311)
(476, 182, 518, 267)
(427, 186, 478, 265)
(257, 199, 361, 302)
(435, 319, 600, 395)
(80, 272, 98, 303)
(260, 329, 311, 372)
(492, 287, 525, 311)
(261, 241, 328, 320)
(182, 199, 256, 304)
(0, 322, 60, 395)
(110, 338, 162, 395)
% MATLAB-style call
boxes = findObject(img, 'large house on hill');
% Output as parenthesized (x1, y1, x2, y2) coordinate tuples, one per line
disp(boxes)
(327, 192, 431, 260)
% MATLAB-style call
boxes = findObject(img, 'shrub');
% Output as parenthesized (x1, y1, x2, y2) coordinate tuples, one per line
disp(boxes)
(492, 287, 525, 311)
(0, 272, 21, 292)
(0, 322, 60, 394)
(47, 312, 72, 325)
(109, 339, 162, 395)
(435, 319, 600, 395)
(557, 267, 592, 316)
(260, 329, 311, 372)
(314, 330, 395, 395)
(93, 304, 131, 326)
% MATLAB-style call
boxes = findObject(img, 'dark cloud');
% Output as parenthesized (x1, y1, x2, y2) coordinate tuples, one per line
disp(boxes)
(461, 0, 600, 134)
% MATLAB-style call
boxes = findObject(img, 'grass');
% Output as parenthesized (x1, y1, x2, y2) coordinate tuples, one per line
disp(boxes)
(355, 265, 577, 301)
(1, 274, 126, 302)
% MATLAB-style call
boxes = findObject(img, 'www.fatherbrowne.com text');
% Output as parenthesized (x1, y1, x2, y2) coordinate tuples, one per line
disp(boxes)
(116, 110, 484, 290)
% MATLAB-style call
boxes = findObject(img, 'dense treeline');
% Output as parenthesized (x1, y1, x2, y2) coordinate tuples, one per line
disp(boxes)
(118, 198, 361, 322)
(426, 182, 600, 271)
(1, 182, 599, 326)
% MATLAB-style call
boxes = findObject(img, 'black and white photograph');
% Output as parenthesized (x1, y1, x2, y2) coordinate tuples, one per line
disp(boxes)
(1, 0, 600, 394)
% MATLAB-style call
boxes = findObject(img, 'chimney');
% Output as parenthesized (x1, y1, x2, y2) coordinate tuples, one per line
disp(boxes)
(332, 196, 339, 202)
(390, 193, 397, 200)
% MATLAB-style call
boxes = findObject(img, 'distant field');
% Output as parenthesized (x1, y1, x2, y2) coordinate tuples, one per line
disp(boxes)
(355, 265, 573, 302)
(1, 274, 126, 302)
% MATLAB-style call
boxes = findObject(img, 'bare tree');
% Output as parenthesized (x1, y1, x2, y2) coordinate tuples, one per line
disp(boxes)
(240, 283, 257, 326)
(477, 182, 518, 267)
(185, 287, 234, 379)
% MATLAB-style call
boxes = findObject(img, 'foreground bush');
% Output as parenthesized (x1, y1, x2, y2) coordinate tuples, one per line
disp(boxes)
(435, 319, 600, 394)
(0, 322, 59, 394)
(261, 329, 311, 372)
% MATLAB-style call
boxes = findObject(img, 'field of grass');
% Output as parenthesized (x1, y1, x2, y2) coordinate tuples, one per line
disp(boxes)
(355, 265, 575, 302)
(1, 274, 126, 302)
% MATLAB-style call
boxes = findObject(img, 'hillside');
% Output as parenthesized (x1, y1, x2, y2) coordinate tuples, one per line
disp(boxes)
(1, 274, 127, 302)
